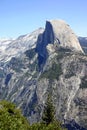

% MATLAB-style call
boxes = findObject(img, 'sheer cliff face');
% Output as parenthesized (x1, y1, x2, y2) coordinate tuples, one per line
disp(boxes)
(0, 20, 87, 128)
(36, 20, 83, 54)
(36, 20, 83, 70)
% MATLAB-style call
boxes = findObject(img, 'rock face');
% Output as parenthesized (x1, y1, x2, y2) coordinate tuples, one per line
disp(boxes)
(37, 20, 83, 52)
(78, 37, 87, 53)
(0, 20, 87, 129)
(48, 20, 83, 51)
(36, 20, 83, 70)
(36, 50, 87, 128)
(0, 28, 44, 62)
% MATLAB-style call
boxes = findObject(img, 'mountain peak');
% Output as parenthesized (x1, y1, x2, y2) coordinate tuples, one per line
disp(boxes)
(36, 19, 84, 70)
(45, 19, 83, 52)
(48, 19, 66, 24)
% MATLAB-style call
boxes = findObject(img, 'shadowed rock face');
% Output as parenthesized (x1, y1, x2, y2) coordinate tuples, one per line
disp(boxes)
(36, 21, 55, 70)
(78, 37, 87, 53)
(36, 20, 83, 52)
(36, 20, 83, 70)
(64, 119, 86, 130)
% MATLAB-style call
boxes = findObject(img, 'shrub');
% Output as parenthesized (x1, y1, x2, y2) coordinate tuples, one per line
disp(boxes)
(0, 100, 30, 130)
(29, 122, 66, 130)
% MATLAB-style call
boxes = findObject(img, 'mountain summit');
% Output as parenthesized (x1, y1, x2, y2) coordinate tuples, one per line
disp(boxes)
(36, 19, 84, 70)
(36, 20, 83, 55)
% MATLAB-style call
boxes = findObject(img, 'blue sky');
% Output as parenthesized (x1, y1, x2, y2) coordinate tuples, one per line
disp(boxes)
(0, 0, 87, 38)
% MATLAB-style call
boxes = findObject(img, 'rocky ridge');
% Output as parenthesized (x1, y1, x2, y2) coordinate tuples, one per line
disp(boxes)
(0, 20, 87, 129)
(0, 28, 44, 62)
(36, 20, 83, 70)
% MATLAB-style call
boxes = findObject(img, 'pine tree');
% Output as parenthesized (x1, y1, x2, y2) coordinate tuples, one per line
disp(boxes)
(42, 93, 55, 125)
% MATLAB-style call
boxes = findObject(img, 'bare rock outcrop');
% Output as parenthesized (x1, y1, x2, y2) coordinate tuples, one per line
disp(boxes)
(36, 20, 83, 70)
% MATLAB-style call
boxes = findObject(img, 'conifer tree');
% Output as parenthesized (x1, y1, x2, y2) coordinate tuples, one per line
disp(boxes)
(42, 93, 55, 125)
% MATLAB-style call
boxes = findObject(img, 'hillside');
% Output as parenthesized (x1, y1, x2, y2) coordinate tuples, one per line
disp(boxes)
(0, 20, 87, 129)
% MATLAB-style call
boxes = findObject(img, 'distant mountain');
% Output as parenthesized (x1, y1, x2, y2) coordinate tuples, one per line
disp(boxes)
(0, 28, 44, 62)
(78, 37, 87, 53)
(0, 38, 13, 53)
(0, 20, 87, 129)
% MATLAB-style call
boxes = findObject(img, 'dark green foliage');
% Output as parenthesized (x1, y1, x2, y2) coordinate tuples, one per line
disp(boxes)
(25, 48, 36, 59)
(42, 94, 55, 125)
(0, 100, 30, 130)
(24, 92, 66, 130)
(0, 100, 66, 130)
(80, 76, 87, 88)
(29, 122, 66, 130)
(40, 62, 62, 80)
(37, 94, 66, 129)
